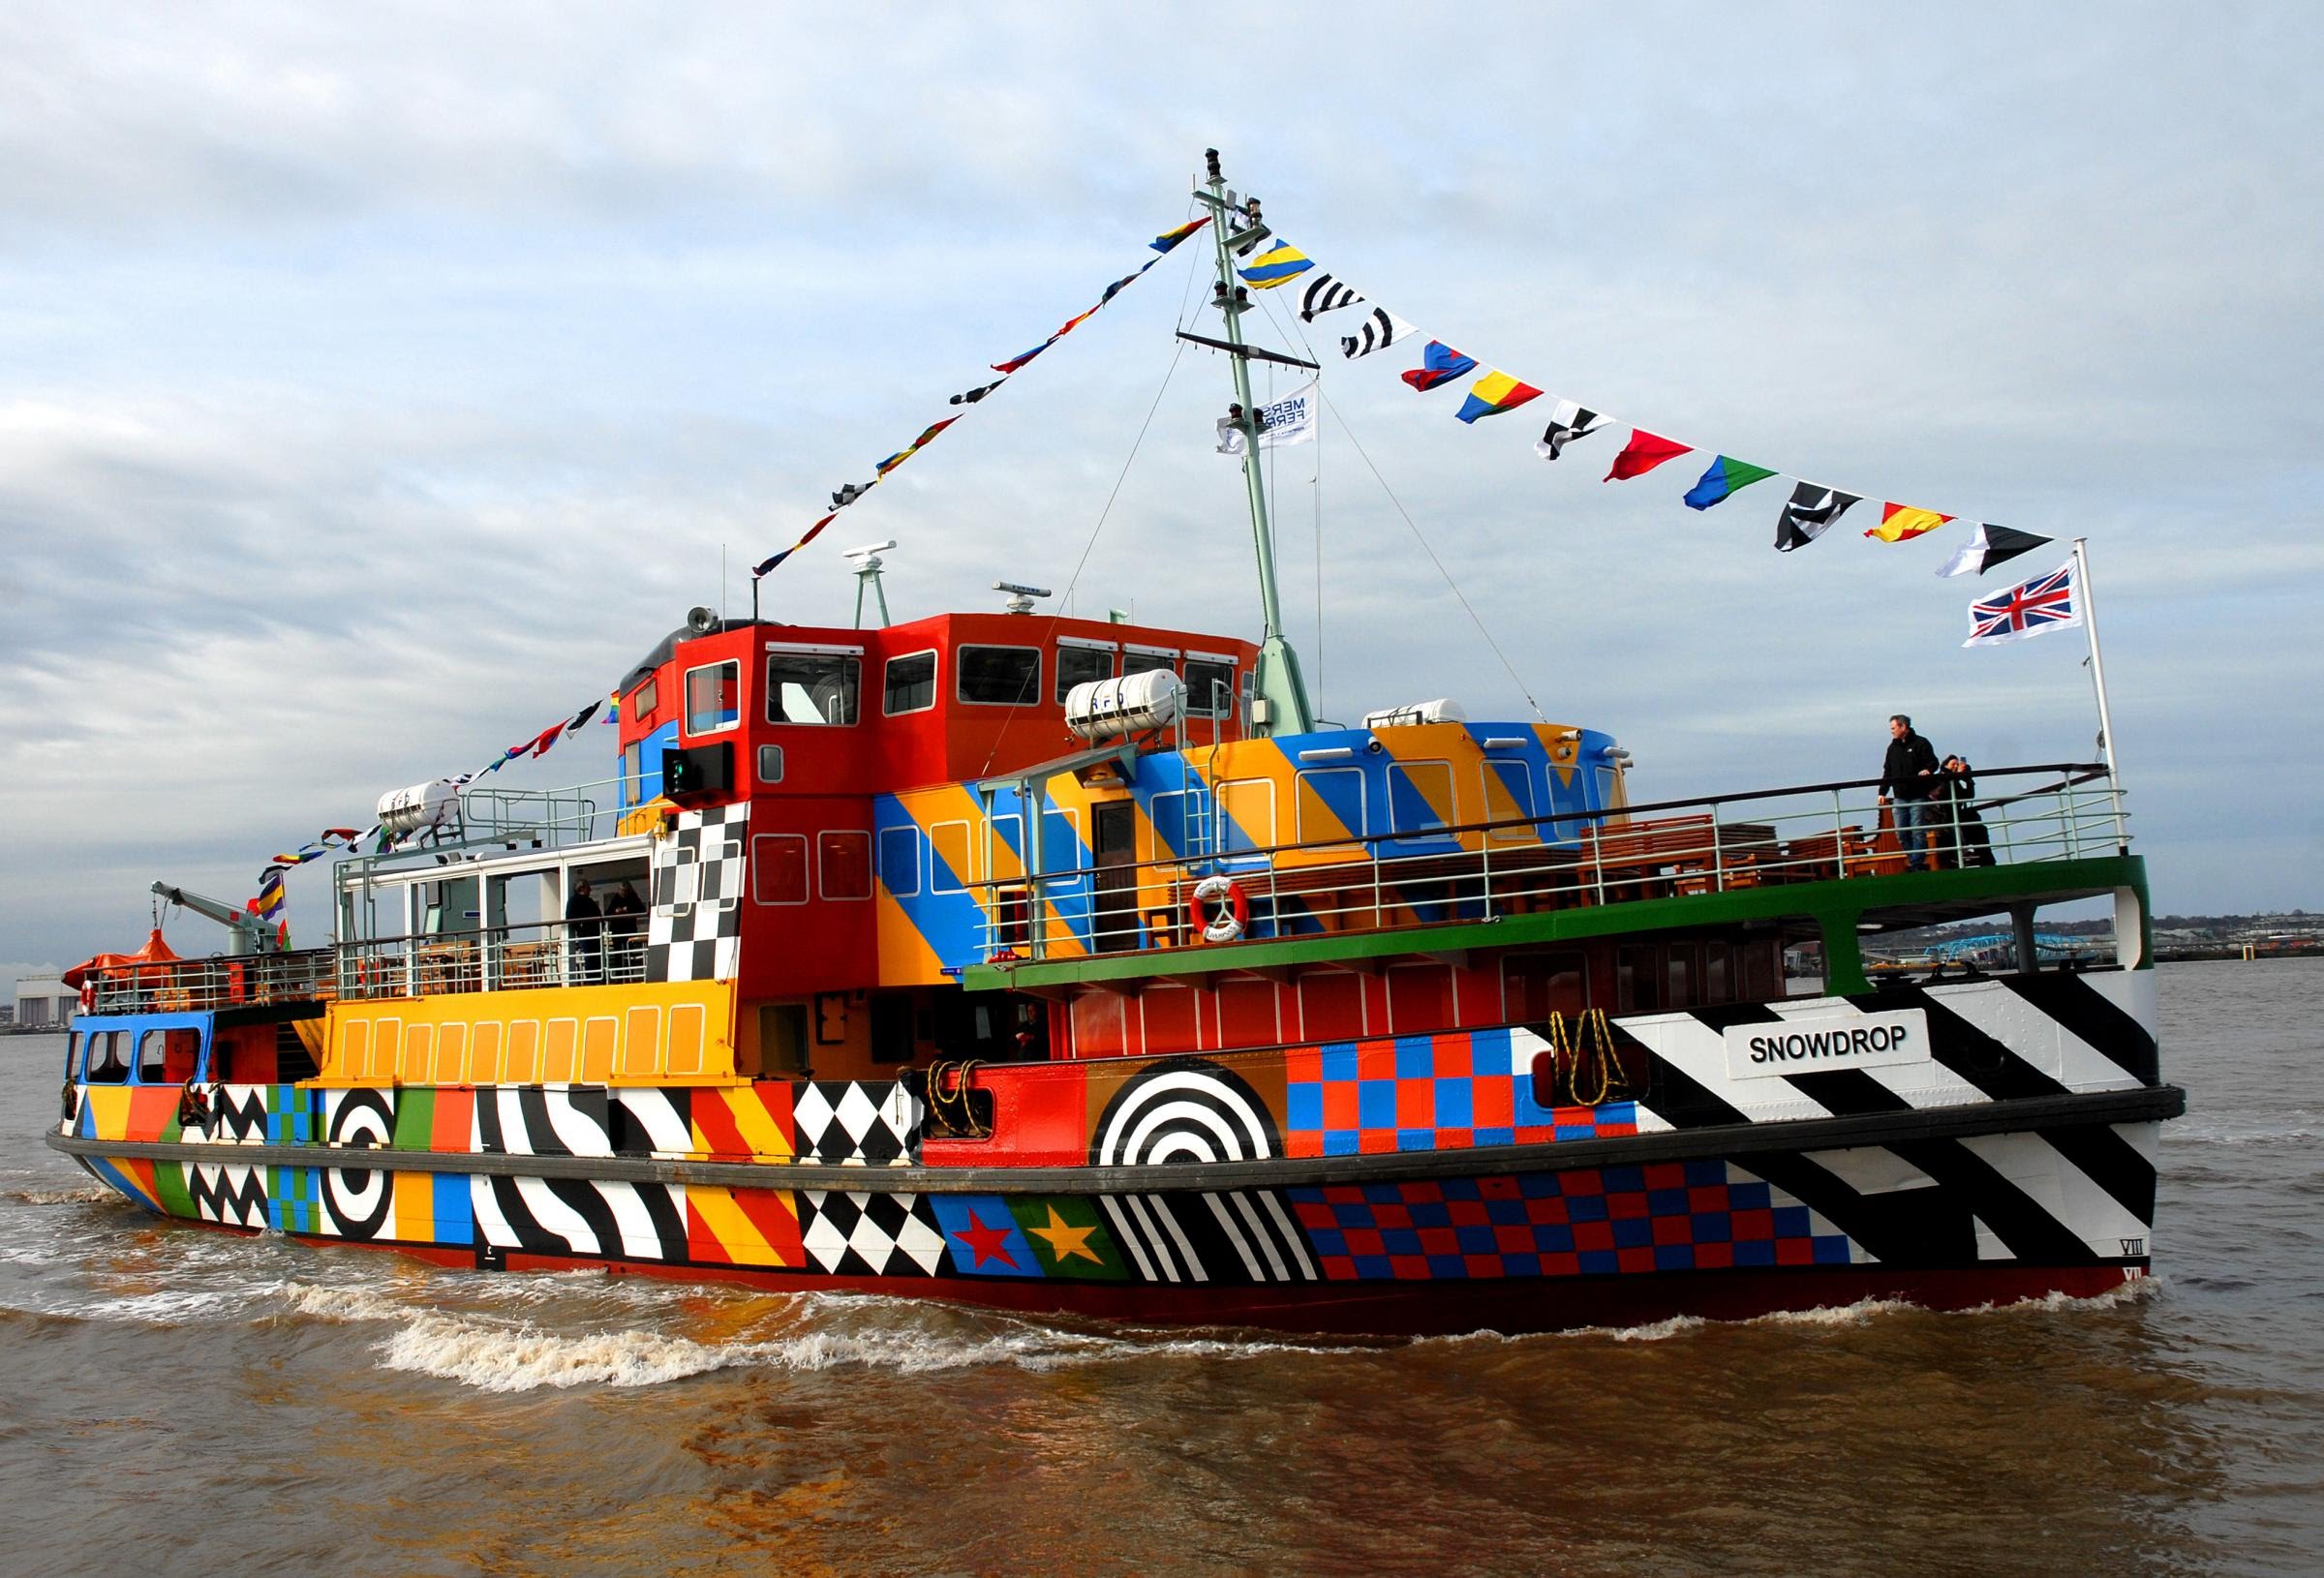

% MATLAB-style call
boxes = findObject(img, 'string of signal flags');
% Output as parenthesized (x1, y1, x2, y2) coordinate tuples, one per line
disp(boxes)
(1227, 231, 2057, 578)
(749, 204, 2055, 587)
(749, 215, 1216, 582)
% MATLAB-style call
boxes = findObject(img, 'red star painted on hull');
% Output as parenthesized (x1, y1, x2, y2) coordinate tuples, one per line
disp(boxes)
(953, 1208, 1018, 1268)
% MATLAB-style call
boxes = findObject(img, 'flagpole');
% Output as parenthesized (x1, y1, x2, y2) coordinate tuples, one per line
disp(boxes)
(2071, 536, 2129, 854)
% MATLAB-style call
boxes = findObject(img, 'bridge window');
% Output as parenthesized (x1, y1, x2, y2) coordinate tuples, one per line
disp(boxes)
(1184, 657, 1235, 719)
(1055, 642, 1113, 702)
(630, 676, 659, 725)
(819, 832, 872, 900)
(877, 827, 921, 896)
(958, 645, 1041, 706)
(1483, 760, 1538, 842)
(765, 652, 860, 726)
(1387, 761, 1455, 841)
(883, 650, 936, 714)
(749, 834, 809, 905)
(1122, 649, 1176, 681)
(686, 659, 741, 734)
(137, 1030, 168, 1083)
(86, 1032, 127, 1084)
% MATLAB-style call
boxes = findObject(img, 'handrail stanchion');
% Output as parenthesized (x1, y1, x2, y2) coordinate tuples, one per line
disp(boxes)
(1832, 790, 1849, 880)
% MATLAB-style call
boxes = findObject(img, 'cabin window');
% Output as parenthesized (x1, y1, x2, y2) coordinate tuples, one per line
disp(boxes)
(877, 827, 921, 896)
(758, 744, 784, 785)
(1703, 942, 1733, 1004)
(1616, 946, 1662, 1013)
(989, 814, 1024, 881)
(1504, 952, 1588, 1021)
(137, 1030, 168, 1083)
(621, 742, 644, 804)
(62, 1032, 79, 1082)
(1739, 939, 1780, 1002)
(686, 660, 741, 734)
(958, 645, 1041, 706)
(1183, 658, 1235, 719)
(819, 832, 872, 900)
(749, 834, 810, 905)
(1296, 768, 1365, 852)
(1217, 778, 1275, 855)
(1055, 644, 1113, 702)
(1122, 650, 1176, 680)
(1387, 761, 1456, 841)
(884, 650, 937, 714)
(929, 821, 973, 894)
(1042, 808, 1084, 883)
(765, 652, 859, 726)
(87, 1032, 128, 1084)
(630, 676, 659, 725)
(1483, 760, 1538, 842)
(1666, 946, 1697, 1010)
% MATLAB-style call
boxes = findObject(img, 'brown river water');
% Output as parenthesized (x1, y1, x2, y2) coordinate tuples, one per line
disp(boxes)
(3, 957, 2320, 1576)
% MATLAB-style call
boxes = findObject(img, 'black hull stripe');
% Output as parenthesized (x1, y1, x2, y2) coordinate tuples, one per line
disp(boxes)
(2035, 1122, 2157, 1225)
(1781, 1069, 1915, 1116)
(1888, 1137, 2099, 1265)
(2002, 973, 2159, 1085)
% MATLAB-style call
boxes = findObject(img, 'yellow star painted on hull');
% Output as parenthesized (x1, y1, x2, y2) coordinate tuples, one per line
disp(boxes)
(1026, 1205, 1103, 1266)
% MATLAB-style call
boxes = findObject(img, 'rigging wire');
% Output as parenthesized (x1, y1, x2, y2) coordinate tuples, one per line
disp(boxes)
(1253, 290, 1548, 725)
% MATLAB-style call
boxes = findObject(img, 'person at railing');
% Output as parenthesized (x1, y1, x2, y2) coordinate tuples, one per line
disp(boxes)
(566, 876, 603, 985)
(1878, 713, 1942, 872)
(603, 880, 646, 981)
(1935, 755, 1996, 869)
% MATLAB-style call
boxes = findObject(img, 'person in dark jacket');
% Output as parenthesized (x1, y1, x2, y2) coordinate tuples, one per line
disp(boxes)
(1935, 754, 1996, 868)
(601, 880, 646, 980)
(1878, 713, 1942, 871)
(566, 876, 602, 985)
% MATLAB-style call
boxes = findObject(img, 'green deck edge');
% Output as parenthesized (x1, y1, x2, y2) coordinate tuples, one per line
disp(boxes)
(966, 854, 2150, 995)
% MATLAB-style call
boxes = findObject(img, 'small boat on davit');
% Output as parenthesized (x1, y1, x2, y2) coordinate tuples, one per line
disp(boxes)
(47, 154, 2181, 1336)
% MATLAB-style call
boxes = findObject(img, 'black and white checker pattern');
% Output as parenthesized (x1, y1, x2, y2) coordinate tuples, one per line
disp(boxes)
(647, 803, 747, 984)
(793, 1080, 922, 1166)
(797, 1190, 947, 1276)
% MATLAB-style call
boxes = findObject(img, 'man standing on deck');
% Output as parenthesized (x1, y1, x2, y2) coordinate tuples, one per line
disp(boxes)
(566, 876, 603, 985)
(1879, 713, 1942, 872)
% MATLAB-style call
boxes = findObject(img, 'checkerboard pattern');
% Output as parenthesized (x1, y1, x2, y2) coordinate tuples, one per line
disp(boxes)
(798, 1190, 948, 1276)
(647, 803, 747, 984)
(793, 1080, 922, 1166)
(1284, 1029, 1637, 1156)
(1288, 1161, 1858, 1282)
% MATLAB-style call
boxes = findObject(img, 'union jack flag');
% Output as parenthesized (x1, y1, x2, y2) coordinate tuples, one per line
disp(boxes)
(1964, 559, 2082, 647)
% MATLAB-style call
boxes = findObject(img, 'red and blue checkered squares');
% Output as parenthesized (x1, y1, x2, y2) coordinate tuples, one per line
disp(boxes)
(1284, 1027, 1637, 1157)
(1287, 1161, 1857, 1282)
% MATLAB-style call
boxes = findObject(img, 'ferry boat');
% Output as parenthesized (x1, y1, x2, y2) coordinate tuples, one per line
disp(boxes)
(46, 157, 2182, 1336)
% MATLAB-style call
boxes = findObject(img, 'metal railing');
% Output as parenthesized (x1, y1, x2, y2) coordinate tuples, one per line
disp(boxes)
(81, 948, 339, 1015)
(335, 913, 656, 1001)
(973, 763, 2127, 962)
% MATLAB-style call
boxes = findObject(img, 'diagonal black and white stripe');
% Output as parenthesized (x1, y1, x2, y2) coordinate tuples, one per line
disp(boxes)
(1297, 272, 1364, 321)
(1340, 308, 1416, 360)
(1098, 1190, 1320, 1285)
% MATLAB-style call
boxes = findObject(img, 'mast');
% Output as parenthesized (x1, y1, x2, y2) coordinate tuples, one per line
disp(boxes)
(1192, 148, 1315, 737)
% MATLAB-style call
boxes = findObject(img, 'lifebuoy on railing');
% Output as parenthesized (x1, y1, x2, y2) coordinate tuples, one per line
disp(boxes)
(1190, 875, 1249, 944)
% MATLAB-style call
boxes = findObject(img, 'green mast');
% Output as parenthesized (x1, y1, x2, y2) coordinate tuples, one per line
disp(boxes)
(1193, 149, 1315, 737)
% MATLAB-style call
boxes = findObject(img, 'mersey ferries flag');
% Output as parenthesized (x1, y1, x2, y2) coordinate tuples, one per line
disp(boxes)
(1964, 559, 2082, 647)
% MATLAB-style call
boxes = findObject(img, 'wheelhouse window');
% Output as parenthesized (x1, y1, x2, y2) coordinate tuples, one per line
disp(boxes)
(686, 660, 741, 734)
(766, 652, 860, 726)
(1122, 649, 1177, 681)
(749, 834, 810, 905)
(958, 645, 1041, 706)
(819, 832, 872, 900)
(883, 651, 937, 715)
(137, 1031, 168, 1083)
(1183, 657, 1235, 719)
(87, 1032, 127, 1084)
(629, 676, 659, 726)
(1055, 643, 1113, 703)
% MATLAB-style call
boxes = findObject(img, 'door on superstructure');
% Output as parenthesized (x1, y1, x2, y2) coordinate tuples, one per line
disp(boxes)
(1092, 801, 1138, 952)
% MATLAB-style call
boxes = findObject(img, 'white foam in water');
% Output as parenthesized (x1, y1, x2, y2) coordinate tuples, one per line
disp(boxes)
(4, 1185, 117, 1206)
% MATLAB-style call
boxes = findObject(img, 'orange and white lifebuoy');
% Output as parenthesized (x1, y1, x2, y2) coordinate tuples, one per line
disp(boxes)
(1190, 875, 1249, 944)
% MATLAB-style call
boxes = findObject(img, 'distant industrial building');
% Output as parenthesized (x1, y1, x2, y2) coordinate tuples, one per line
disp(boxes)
(13, 976, 75, 1029)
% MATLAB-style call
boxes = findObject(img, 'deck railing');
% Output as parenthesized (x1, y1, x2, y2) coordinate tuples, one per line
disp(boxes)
(972, 763, 2126, 963)
(334, 913, 655, 1001)
(81, 947, 339, 1015)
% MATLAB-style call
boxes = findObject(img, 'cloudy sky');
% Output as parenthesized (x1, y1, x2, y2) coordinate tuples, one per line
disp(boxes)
(2, 2, 2317, 976)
